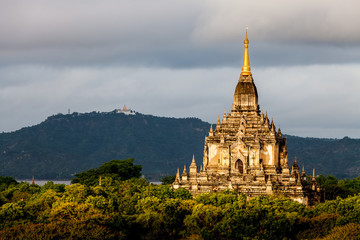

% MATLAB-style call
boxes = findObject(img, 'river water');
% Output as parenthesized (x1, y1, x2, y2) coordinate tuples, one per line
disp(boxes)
(17, 180, 71, 186)
(17, 180, 161, 186)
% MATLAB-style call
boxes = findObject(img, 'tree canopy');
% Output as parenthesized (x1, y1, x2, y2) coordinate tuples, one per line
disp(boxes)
(1, 177, 360, 239)
(160, 175, 175, 185)
(317, 175, 360, 200)
(1, 159, 360, 239)
(71, 158, 142, 185)
(0, 176, 18, 191)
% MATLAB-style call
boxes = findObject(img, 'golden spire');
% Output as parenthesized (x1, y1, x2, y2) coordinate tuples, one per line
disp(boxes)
(216, 116, 221, 131)
(241, 28, 252, 76)
(191, 154, 196, 164)
(175, 168, 180, 181)
(302, 165, 306, 175)
(182, 165, 187, 175)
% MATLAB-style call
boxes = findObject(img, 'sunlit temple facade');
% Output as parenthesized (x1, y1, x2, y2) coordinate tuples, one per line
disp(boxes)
(173, 32, 322, 206)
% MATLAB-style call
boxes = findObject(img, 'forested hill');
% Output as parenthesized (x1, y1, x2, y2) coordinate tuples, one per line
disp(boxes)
(286, 135, 360, 179)
(0, 112, 209, 180)
(0, 111, 359, 180)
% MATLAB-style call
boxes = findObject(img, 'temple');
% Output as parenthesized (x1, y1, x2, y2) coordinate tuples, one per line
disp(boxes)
(173, 32, 323, 206)
(116, 105, 135, 115)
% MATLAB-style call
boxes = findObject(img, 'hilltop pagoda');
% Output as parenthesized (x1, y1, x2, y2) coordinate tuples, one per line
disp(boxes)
(173, 32, 322, 205)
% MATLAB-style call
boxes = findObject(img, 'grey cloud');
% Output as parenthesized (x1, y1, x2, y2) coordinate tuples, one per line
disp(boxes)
(1, 1, 360, 139)
(1, 64, 360, 139)
(254, 64, 360, 137)
(1, 1, 360, 68)
(192, 0, 360, 45)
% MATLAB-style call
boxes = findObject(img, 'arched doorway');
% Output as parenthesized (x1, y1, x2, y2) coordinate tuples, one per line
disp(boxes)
(235, 159, 243, 174)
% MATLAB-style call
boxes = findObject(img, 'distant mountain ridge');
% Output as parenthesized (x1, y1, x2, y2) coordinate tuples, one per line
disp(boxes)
(286, 135, 360, 179)
(0, 111, 359, 180)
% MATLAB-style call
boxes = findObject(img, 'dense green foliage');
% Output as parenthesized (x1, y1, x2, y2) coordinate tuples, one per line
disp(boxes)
(0, 176, 18, 191)
(1, 175, 360, 239)
(0, 111, 359, 181)
(316, 174, 360, 200)
(71, 158, 142, 185)
(160, 175, 176, 185)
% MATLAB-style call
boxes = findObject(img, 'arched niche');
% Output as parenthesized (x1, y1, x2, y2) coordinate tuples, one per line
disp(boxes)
(235, 159, 244, 174)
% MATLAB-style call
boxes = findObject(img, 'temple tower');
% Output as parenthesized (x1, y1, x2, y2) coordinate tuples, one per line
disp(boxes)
(173, 32, 323, 205)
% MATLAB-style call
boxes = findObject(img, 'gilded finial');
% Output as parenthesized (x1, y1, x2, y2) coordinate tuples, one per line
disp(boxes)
(175, 168, 180, 182)
(182, 165, 187, 175)
(216, 116, 221, 130)
(241, 28, 252, 76)
(244, 26, 249, 44)
(277, 124, 282, 136)
(301, 166, 306, 178)
(222, 110, 227, 123)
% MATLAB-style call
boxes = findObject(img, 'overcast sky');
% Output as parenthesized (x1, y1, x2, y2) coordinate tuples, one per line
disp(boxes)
(1, 0, 360, 138)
